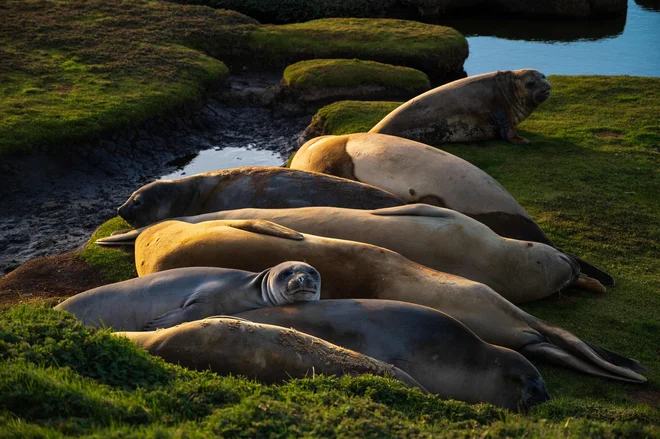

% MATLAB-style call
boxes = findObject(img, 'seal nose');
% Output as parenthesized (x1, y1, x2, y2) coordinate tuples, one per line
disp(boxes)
(297, 274, 306, 285)
(522, 377, 551, 410)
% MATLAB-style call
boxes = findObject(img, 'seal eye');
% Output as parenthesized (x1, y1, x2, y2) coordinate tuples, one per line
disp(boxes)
(133, 198, 142, 207)
(279, 270, 292, 278)
(526, 81, 536, 88)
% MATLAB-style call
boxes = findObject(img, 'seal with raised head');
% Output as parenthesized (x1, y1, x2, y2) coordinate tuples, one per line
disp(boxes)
(117, 166, 404, 228)
(289, 132, 614, 288)
(116, 317, 427, 392)
(99, 204, 578, 303)
(237, 299, 550, 411)
(131, 219, 646, 383)
(369, 69, 552, 145)
(55, 261, 321, 331)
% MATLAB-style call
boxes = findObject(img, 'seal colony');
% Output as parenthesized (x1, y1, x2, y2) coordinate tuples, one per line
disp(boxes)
(49, 69, 647, 410)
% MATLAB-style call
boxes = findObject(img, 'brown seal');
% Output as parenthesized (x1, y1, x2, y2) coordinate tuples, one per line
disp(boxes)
(117, 166, 404, 228)
(115, 317, 427, 392)
(132, 219, 646, 383)
(289, 132, 614, 288)
(369, 69, 552, 145)
(238, 299, 550, 411)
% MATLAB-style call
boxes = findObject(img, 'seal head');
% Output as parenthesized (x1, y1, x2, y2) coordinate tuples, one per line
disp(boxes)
(118, 180, 184, 228)
(517, 69, 552, 105)
(263, 261, 321, 305)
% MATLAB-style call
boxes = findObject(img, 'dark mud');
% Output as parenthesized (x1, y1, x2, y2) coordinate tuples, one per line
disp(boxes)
(0, 74, 310, 276)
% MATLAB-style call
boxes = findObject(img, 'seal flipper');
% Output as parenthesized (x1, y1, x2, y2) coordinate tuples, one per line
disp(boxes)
(520, 315, 647, 382)
(571, 255, 615, 287)
(371, 204, 452, 218)
(142, 304, 208, 331)
(228, 220, 304, 241)
(583, 341, 648, 373)
(96, 229, 141, 247)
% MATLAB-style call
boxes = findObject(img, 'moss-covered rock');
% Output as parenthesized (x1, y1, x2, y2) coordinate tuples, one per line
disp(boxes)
(78, 217, 137, 283)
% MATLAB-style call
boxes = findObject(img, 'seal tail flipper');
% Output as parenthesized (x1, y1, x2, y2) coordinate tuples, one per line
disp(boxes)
(95, 229, 141, 246)
(571, 255, 615, 287)
(520, 315, 647, 383)
(583, 341, 648, 373)
(572, 274, 607, 294)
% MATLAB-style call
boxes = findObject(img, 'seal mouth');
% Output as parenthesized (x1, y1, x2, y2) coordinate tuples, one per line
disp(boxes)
(521, 377, 551, 411)
(536, 89, 551, 102)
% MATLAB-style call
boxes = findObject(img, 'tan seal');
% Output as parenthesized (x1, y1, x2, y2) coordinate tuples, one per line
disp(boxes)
(238, 299, 550, 411)
(370, 69, 552, 145)
(99, 204, 578, 303)
(55, 262, 321, 331)
(116, 317, 426, 391)
(131, 219, 646, 383)
(289, 132, 614, 288)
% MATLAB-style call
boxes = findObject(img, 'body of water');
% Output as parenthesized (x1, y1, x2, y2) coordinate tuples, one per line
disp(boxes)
(444, 0, 660, 76)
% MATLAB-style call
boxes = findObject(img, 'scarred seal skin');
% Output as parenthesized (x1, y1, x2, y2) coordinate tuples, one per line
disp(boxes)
(55, 262, 321, 331)
(132, 219, 647, 384)
(370, 69, 552, 145)
(115, 317, 427, 392)
(238, 299, 550, 411)
(289, 132, 614, 288)
(117, 166, 404, 228)
(98, 204, 578, 304)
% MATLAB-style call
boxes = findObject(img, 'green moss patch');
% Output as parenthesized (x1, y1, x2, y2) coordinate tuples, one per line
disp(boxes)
(283, 59, 430, 92)
(251, 18, 468, 76)
(78, 217, 136, 283)
(295, 76, 660, 412)
(2, 305, 658, 437)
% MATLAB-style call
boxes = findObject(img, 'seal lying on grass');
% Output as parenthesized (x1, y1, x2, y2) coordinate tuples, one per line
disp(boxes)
(289, 132, 614, 288)
(130, 219, 647, 383)
(369, 69, 552, 145)
(238, 299, 550, 411)
(117, 166, 405, 228)
(115, 317, 427, 392)
(55, 262, 320, 331)
(99, 204, 579, 304)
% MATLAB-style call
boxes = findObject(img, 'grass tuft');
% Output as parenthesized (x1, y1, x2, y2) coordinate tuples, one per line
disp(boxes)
(78, 217, 136, 283)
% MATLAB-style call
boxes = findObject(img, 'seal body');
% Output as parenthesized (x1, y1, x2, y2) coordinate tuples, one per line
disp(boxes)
(289, 132, 614, 287)
(117, 166, 404, 228)
(55, 262, 321, 331)
(152, 204, 579, 303)
(134, 219, 646, 383)
(116, 317, 426, 391)
(369, 69, 552, 145)
(238, 299, 550, 411)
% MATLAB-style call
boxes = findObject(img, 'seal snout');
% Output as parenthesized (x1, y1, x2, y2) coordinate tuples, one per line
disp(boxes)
(521, 376, 551, 411)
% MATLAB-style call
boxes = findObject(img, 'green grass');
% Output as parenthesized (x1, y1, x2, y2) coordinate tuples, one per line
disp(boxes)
(283, 59, 430, 92)
(251, 18, 468, 75)
(0, 1, 466, 156)
(291, 76, 660, 414)
(78, 217, 136, 283)
(1, 305, 658, 438)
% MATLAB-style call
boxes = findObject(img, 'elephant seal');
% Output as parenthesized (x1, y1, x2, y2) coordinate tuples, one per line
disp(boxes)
(117, 166, 404, 228)
(237, 299, 550, 411)
(55, 262, 321, 331)
(369, 69, 551, 145)
(289, 132, 614, 288)
(99, 204, 578, 303)
(116, 317, 426, 392)
(132, 219, 647, 383)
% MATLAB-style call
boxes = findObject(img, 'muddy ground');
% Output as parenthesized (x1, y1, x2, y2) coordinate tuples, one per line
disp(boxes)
(0, 74, 310, 276)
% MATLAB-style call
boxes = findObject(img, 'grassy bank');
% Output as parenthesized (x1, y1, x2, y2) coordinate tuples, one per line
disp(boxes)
(1, 305, 657, 437)
(283, 59, 430, 92)
(0, 0, 466, 157)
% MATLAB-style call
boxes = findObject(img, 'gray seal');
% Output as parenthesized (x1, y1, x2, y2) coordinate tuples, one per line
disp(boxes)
(116, 317, 427, 392)
(55, 261, 321, 331)
(117, 166, 404, 228)
(237, 299, 550, 411)
(370, 69, 552, 145)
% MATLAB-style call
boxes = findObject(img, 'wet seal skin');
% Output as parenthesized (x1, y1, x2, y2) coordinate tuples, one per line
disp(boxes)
(115, 317, 427, 392)
(238, 299, 550, 411)
(99, 204, 578, 303)
(55, 261, 321, 331)
(289, 132, 615, 288)
(370, 69, 552, 145)
(116, 166, 404, 228)
(132, 219, 647, 384)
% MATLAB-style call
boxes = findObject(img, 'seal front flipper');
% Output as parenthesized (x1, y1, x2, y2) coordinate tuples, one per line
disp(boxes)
(96, 229, 141, 247)
(228, 220, 304, 241)
(520, 315, 647, 383)
(142, 303, 209, 331)
(371, 204, 452, 218)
